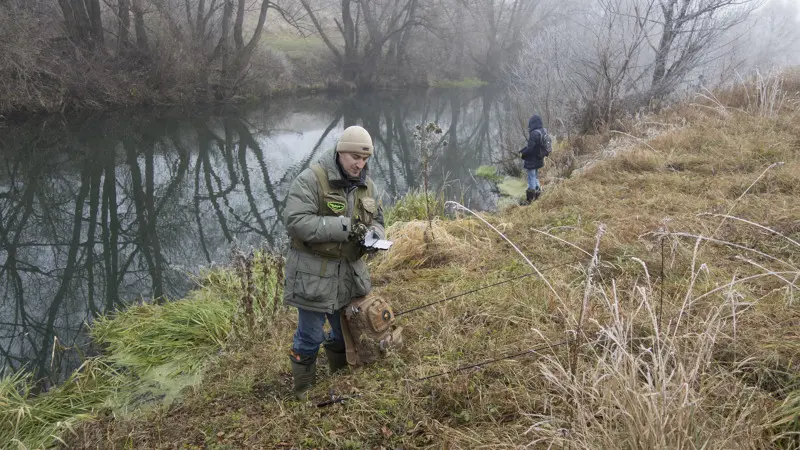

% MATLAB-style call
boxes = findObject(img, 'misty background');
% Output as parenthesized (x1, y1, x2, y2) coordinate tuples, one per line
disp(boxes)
(1, 0, 799, 127)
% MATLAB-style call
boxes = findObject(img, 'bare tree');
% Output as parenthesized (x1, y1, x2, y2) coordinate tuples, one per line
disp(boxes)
(58, 0, 104, 48)
(456, 0, 549, 81)
(225, 0, 270, 87)
(132, 0, 149, 51)
(144, 0, 286, 93)
(633, 0, 757, 99)
(508, 0, 758, 132)
(117, 0, 130, 53)
(299, 0, 421, 87)
(712, 0, 800, 83)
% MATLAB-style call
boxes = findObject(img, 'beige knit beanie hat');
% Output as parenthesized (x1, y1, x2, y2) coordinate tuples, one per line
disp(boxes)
(336, 126, 374, 156)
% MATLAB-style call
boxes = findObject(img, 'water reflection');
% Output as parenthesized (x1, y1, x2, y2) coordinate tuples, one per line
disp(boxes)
(0, 88, 514, 382)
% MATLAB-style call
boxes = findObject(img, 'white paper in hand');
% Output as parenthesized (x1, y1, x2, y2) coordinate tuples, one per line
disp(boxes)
(362, 230, 393, 250)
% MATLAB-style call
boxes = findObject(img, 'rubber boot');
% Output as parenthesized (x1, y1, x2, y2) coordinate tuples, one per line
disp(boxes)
(289, 351, 316, 400)
(525, 189, 536, 204)
(533, 187, 542, 201)
(323, 339, 349, 374)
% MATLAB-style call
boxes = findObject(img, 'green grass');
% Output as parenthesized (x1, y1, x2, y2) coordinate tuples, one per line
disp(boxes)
(383, 188, 446, 227)
(475, 165, 503, 183)
(0, 252, 284, 449)
(92, 251, 283, 377)
(496, 176, 527, 199)
(429, 77, 488, 88)
(265, 35, 329, 57)
(769, 388, 800, 447)
(91, 295, 233, 375)
(0, 360, 125, 449)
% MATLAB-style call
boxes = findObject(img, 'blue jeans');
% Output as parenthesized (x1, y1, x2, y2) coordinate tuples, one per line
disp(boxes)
(292, 308, 345, 356)
(527, 168, 540, 191)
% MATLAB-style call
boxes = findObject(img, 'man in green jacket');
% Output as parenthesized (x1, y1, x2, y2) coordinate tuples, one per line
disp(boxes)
(283, 125, 386, 399)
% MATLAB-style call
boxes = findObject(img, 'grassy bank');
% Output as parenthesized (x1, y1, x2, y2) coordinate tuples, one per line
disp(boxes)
(429, 77, 489, 89)
(0, 25, 425, 120)
(3, 78, 799, 448)
(0, 252, 283, 449)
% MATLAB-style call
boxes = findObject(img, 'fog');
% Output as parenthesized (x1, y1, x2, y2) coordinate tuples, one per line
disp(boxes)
(2, 0, 798, 123)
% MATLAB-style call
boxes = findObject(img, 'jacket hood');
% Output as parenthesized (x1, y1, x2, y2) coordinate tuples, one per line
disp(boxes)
(318, 149, 368, 188)
(528, 115, 543, 131)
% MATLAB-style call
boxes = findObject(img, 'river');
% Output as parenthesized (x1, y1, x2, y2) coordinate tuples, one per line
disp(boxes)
(0, 87, 517, 383)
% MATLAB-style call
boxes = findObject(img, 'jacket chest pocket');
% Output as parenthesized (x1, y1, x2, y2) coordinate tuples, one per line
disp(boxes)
(292, 251, 339, 304)
(322, 192, 348, 216)
(358, 197, 377, 225)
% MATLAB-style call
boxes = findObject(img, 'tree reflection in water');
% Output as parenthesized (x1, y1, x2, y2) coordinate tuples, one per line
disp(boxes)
(0, 88, 514, 383)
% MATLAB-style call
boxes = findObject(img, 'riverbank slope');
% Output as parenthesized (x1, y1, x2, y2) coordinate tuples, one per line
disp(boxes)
(4, 76, 800, 448)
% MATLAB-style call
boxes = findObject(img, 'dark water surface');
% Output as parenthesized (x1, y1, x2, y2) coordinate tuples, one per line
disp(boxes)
(0, 88, 516, 382)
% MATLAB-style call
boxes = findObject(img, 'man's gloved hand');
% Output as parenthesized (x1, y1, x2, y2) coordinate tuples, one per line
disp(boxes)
(348, 220, 369, 243)
(366, 225, 384, 240)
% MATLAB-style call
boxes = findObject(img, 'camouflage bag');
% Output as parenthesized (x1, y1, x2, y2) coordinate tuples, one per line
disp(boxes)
(341, 294, 403, 366)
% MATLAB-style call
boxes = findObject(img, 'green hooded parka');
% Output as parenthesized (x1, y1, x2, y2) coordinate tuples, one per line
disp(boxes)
(282, 150, 385, 313)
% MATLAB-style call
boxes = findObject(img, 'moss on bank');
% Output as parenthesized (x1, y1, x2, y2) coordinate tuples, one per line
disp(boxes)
(430, 77, 489, 89)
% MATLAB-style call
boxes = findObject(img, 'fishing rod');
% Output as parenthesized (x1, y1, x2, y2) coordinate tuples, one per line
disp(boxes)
(317, 258, 587, 407)
(416, 340, 570, 381)
(394, 258, 585, 317)
(317, 341, 569, 407)
(316, 393, 362, 407)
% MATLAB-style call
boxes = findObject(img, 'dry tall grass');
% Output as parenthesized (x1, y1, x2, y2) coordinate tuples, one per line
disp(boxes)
(529, 234, 793, 448)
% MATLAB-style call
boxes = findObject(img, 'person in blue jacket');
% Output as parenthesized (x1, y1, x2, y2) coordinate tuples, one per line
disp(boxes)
(520, 114, 545, 203)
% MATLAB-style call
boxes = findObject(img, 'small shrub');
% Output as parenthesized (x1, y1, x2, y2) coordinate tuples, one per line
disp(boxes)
(475, 165, 503, 183)
(498, 151, 525, 177)
(384, 189, 445, 227)
(412, 122, 447, 229)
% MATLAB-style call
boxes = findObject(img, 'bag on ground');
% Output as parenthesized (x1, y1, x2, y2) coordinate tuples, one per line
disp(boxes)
(340, 294, 403, 366)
